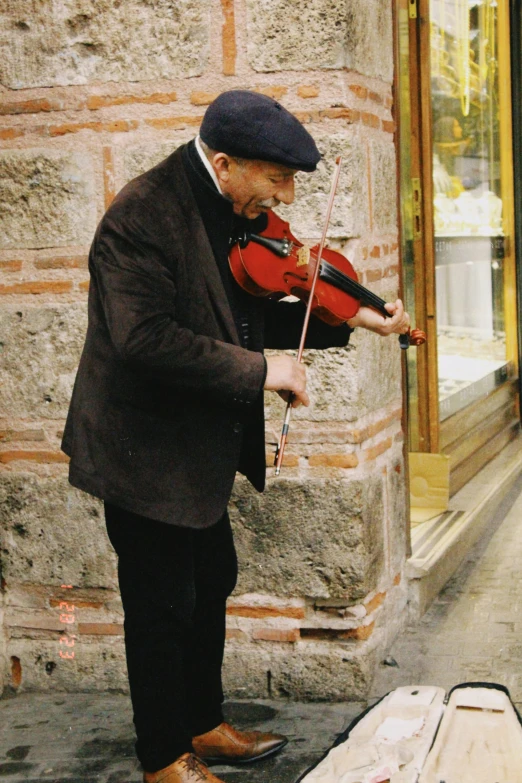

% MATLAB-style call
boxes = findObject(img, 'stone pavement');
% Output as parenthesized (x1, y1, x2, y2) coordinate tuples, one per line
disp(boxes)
(371, 475, 522, 711)
(0, 693, 364, 783)
(2, 480, 522, 782)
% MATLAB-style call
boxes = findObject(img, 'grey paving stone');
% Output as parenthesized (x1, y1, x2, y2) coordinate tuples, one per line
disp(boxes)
(3, 487, 522, 780)
(372, 482, 522, 702)
(0, 693, 364, 782)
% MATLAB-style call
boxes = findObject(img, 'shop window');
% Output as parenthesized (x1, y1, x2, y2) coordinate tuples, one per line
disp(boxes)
(430, 0, 509, 420)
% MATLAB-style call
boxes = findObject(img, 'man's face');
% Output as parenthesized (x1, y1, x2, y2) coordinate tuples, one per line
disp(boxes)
(213, 156, 297, 219)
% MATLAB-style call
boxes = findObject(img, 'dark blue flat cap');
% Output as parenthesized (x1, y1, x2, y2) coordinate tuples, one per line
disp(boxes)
(200, 90, 321, 172)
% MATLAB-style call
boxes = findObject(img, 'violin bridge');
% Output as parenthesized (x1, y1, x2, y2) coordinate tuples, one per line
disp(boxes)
(296, 245, 310, 267)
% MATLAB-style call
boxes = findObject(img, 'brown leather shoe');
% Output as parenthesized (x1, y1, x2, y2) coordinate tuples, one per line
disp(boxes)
(192, 721, 288, 764)
(143, 752, 226, 782)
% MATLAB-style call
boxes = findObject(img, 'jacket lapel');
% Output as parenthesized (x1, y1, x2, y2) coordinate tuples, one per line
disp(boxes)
(169, 150, 241, 346)
(195, 225, 241, 346)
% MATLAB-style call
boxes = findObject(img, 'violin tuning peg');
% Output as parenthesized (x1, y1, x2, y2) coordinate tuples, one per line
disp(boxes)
(399, 334, 410, 350)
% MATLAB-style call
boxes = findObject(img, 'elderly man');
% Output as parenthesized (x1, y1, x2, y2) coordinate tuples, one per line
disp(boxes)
(62, 91, 409, 783)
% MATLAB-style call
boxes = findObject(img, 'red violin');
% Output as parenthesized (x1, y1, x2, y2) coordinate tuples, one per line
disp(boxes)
(229, 154, 424, 475)
(229, 210, 426, 348)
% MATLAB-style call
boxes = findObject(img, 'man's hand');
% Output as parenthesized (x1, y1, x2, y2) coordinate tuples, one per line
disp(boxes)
(264, 355, 309, 408)
(347, 299, 410, 336)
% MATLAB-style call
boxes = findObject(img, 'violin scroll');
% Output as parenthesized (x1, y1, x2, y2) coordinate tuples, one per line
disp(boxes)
(400, 328, 427, 349)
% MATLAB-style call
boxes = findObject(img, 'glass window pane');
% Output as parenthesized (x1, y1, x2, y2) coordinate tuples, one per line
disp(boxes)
(430, 0, 508, 420)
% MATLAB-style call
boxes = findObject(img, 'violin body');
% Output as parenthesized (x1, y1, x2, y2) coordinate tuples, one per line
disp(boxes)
(233, 158, 425, 476)
(229, 209, 426, 347)
(229, 210, 360, 327)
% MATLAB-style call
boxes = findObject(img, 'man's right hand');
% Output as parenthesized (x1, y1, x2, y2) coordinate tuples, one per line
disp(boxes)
(264, 356, 309, 408)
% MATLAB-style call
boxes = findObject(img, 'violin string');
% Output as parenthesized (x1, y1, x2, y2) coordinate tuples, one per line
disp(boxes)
(321, 261, 414, 348)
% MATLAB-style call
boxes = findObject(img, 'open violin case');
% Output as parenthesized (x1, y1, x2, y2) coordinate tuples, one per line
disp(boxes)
(296, 682, 522, 783)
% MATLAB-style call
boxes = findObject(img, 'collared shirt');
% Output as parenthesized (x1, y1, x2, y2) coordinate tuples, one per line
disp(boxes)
(194, 135, 223, 195)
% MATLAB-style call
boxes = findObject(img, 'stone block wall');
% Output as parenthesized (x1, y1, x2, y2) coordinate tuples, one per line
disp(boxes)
(0, 0, 408, 699)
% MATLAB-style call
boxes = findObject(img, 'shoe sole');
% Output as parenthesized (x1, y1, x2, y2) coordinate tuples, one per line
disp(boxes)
(201, 739, 288, 765)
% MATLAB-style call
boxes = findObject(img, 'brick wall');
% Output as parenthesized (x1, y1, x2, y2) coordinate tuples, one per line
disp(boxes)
(0, 0, 408, 698)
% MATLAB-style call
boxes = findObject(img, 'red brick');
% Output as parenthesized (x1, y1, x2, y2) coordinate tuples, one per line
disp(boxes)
(365, 269, 382, 284)
(11, 657, 22, 689)
(226, 629, 247, 640)
(361, 112, 380, 129)
(307, 454, 358, 468)
(227, 605, 305, 620)
(34, 256, 87, 270)
(190, 91, 220, 106)
(365, 409, 402, 440)
(0, 260, 22, 271)
(9, 613, 63, 631)
(145, 116, 202, 130)
(221, 0, 236, 76)
(0, 450, 69, 464)
(0, 98, 56, 115)
(87, 92, 177, 110)
(370, 245, 381, 258)
(320, 107, 360, 123)
(292, 110, 314, 124)
(266, 452, 298, 467)
(349, 84, 368, 100)
(348, 409, 401, 444)
(78, 623, 123, 635)
(364, 591, 386, 614)
(103, 146, 116, 210)
(300, 623, 375, 641)
(382, 119, 396, 135)
(363, 437, 393, 462)
(384, 264, 399, 278)
(352, 622, 375, 640)
(0, 429, 45, 442)
(369, 91, 384, 105)
(49, 120, 138, 137)
(298, 85, 319, 99)
(254, 86, 288, 100)
(252, 628, 300, 643)
(393, 572, 402, 586)
(300, 628, 336, 640)
(0, 281, 72, 295)
(0, 128, 24, 140)
(79, 281, 90, 292)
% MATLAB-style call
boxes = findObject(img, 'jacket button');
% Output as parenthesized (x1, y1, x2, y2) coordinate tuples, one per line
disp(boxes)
(233, 422, 242, 433)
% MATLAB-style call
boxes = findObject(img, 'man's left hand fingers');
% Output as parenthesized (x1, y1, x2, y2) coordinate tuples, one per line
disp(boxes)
(384, 300, 410, 335)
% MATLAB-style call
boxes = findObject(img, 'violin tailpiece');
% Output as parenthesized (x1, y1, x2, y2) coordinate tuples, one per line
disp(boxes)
(248, 233, 293, 258)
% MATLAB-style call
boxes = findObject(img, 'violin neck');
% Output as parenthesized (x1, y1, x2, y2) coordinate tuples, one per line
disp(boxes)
(319, 260, 390, 319)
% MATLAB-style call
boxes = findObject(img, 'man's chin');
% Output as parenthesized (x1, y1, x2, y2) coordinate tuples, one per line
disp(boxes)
(252, 205, 274, 217)
(239, 206, 271, 219)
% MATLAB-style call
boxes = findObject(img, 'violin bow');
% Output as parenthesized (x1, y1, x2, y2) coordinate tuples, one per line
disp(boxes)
(274, 156, 343, 475)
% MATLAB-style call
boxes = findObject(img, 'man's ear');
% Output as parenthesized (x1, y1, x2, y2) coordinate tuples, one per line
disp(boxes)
(211, 153, 232, 183)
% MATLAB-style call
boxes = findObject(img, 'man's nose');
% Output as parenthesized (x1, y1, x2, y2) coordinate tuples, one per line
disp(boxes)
(276, 178, 295, 205)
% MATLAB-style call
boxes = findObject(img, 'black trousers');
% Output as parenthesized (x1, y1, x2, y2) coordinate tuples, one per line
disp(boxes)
(104, 502, 238, 773)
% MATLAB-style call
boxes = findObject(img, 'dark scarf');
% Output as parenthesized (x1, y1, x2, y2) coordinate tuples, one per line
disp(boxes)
(181, 140, 266, 349)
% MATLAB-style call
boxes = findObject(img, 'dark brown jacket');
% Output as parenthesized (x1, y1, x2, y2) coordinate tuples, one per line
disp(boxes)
(62, 147, 350, 527)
